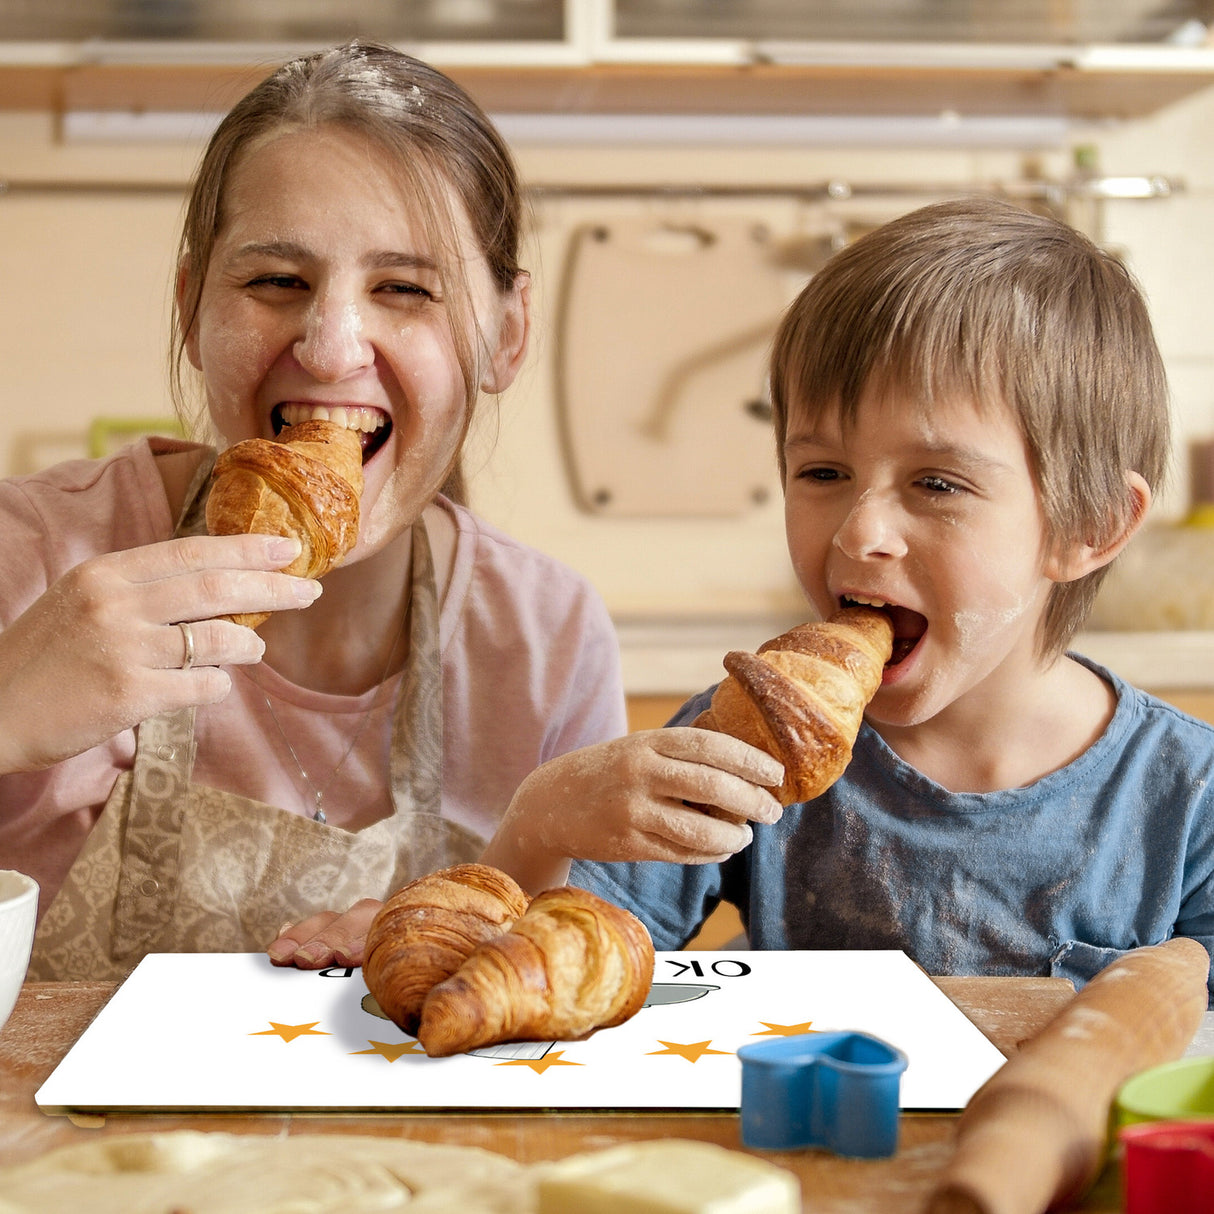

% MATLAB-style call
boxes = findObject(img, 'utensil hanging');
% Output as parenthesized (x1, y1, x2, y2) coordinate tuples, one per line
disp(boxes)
(555, 216, 789, 517)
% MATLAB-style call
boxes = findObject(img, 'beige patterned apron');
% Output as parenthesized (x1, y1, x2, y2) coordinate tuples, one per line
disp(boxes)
(30, 456, 479, 981)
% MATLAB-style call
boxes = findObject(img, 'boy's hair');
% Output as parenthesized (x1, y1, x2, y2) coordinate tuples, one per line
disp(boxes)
(769, 195, 1170, 659)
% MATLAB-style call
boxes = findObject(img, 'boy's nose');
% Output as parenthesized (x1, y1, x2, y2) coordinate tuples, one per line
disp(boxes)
(292, 295, 374, 380)
(832, 490, 908, 560)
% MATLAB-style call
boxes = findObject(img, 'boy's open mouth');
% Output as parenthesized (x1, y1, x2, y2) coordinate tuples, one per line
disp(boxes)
(273, 403, 392, 463)
(840, 595, 926, 665)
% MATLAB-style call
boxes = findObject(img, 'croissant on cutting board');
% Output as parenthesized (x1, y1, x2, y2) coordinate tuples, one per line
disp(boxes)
(205, 418, 364, 628)
(694, 605, 893, 805)
(416, 884, 656, 1058)
(363, 864, 530, 1036)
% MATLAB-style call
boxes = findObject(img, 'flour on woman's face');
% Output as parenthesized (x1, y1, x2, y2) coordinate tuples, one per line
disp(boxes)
(188, 123, 505, 563)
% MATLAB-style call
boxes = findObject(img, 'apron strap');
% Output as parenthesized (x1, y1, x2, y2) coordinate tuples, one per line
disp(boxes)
(390, 519, 442, 812)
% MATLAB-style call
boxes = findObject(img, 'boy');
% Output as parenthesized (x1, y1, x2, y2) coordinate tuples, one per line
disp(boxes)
(486, 196, 1214, 999)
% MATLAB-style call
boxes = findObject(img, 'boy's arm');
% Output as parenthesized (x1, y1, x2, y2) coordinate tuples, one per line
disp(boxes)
(479, 727, 784, 896)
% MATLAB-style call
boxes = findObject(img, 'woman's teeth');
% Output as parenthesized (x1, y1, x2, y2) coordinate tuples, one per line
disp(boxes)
(278, 402, 385, 434)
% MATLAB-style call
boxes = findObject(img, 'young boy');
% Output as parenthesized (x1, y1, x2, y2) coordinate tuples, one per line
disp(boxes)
(485, 195, 1214, 999)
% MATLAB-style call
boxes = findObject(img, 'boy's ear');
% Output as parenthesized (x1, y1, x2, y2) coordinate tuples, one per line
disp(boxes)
(1045, 470, 1152, 583)
(480, 271, 531, 394)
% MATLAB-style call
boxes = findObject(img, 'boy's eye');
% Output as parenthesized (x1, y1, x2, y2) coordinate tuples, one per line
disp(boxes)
(797, 466, 842, 483)
(918, 474, 963, 494)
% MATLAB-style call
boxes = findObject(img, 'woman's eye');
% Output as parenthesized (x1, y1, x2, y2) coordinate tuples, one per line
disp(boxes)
(380, 281, 437, 301)
(247, 273, 305, 290)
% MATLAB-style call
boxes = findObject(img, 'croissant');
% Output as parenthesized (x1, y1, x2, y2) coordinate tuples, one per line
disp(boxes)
(416, 885, 655, 1058)
(205, 419, 364, 628)
(363, 863, 530, 1036)
(694, 605, 893, 805)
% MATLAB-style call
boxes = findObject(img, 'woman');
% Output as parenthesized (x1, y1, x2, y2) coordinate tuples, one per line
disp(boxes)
(3, 41, 625, 980)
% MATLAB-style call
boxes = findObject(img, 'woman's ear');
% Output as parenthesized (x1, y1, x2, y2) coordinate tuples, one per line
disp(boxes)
(176, 261, 203, 371)
(479, 272, 531, 394)
(1045, 470, 1152, 583)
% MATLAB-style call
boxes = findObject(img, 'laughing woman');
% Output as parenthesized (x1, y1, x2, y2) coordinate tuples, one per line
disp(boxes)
(0, 42, 629, 980)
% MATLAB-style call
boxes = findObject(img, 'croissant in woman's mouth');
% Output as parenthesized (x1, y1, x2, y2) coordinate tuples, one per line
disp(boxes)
(274, 402, 392, 462)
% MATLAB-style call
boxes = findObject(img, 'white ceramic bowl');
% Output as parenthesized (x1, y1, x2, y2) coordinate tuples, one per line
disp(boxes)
(0, 870, 38, 1036)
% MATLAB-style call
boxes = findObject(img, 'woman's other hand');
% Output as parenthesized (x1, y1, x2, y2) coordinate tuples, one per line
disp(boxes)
(267, 898, 382, 968)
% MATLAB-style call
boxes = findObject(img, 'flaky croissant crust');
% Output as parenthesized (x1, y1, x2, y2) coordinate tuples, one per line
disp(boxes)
(416, 884, 656, 1058)
(206, 419, 364, 627)
(695, 605, 893, 804)
(363, 864, 530, 1036)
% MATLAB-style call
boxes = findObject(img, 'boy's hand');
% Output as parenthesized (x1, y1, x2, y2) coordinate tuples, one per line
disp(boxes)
(483, 728, 785, 893)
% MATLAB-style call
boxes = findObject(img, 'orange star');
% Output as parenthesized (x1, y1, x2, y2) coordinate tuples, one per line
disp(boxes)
(249, 1021, 331, 1043)
(350, 1039, 426, 1061)
(496, 1049, 584, 1074)
(647, 1040, 732, 1062)
(751, 1021, 816, 1037)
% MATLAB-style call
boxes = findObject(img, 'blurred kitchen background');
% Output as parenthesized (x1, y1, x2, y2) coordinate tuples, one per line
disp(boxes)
(4, 0, 1214, 723)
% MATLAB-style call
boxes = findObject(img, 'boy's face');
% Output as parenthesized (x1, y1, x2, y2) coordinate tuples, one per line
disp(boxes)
(783, 383, 1067, 729)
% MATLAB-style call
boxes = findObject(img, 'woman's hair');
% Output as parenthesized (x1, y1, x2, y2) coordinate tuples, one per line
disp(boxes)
(171, 39, 526, 502)
(769, 195, 1170, 658)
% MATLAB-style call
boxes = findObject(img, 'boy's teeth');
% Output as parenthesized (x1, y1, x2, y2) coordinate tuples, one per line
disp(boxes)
(279, 403, 385, 432)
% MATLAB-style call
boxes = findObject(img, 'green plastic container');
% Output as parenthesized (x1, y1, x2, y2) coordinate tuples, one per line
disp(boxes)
(1115, 1057, 1214, 1129)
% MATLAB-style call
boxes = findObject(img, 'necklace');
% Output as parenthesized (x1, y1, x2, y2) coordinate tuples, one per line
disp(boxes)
(258, 603, 409, 825)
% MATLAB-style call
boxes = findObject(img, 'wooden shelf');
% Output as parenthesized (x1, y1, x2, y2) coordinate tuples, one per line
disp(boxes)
(0, 58, 1213, 121)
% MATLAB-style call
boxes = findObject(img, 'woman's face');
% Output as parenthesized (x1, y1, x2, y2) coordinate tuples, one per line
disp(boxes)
(184, 124, 526, 558)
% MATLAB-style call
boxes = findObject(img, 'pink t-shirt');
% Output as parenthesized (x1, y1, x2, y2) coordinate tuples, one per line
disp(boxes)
(0, 440, 627, 914)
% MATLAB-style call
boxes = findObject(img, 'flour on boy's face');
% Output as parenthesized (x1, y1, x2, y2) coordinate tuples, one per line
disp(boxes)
(782, 386, 1058, 729)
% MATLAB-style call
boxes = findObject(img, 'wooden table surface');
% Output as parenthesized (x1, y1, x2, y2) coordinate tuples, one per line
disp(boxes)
(0, 974, 1129, 1212)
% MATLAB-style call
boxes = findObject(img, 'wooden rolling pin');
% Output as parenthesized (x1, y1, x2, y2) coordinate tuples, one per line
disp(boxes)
(925, 937, 1210, 1214)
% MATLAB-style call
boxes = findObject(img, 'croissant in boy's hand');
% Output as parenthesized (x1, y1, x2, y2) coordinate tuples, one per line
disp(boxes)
(694, 605, 893, 805)
(205, 418, 364, 628)
(362, 864, 655, 1057)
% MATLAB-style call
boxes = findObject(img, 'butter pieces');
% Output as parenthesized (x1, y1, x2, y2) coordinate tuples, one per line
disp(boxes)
(534, 1139, 800, 1214)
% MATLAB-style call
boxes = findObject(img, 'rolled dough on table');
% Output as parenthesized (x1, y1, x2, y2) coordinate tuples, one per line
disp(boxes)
(0, 1132, 800, 1214)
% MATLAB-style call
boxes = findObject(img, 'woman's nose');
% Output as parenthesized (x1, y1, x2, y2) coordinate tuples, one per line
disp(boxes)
(292, 294, 373, 380)
(833, 489, 908, 560)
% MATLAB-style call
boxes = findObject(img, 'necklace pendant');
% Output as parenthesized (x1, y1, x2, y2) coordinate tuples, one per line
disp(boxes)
(314, 794, 327, 825)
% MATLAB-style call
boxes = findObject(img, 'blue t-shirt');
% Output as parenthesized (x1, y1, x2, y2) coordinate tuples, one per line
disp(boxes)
(574, 656, 1214, 1001)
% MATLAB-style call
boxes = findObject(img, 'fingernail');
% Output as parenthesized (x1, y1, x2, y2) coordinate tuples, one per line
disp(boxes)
(292, 579, 323, 603)
(295, 944, 327, 966)
(267, 536, 302, 561)
(278, 922, 294, 936)
(267, 939, 294, 963)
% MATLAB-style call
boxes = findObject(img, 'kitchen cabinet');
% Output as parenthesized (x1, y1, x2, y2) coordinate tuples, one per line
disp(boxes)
(2, 0, 1214, 122)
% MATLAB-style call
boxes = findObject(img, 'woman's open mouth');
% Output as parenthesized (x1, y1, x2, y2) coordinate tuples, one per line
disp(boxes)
(273, 403, 392, 463)
(841, 595, 927, 665)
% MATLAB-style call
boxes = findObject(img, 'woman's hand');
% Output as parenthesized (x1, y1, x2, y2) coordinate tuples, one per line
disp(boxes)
(481, 727, 785, 894)
(0, 533, 320, 774)
(267, 899, 382, 969)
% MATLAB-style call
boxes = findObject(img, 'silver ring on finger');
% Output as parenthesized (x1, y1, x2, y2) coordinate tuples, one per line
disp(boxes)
(178, 621, 196, 671)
